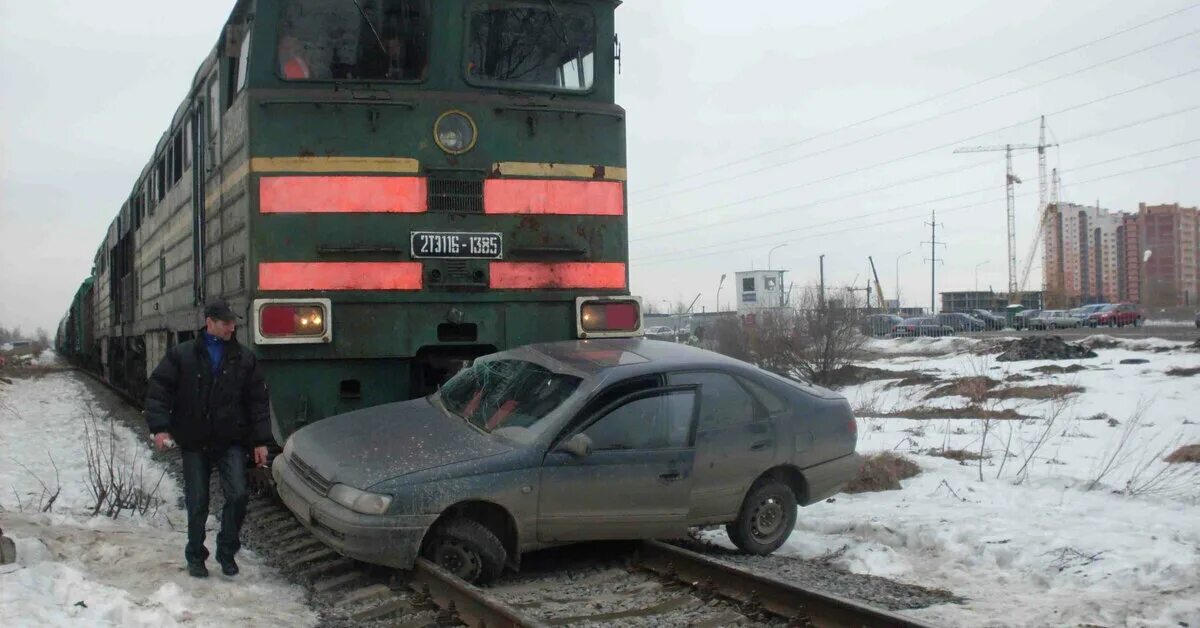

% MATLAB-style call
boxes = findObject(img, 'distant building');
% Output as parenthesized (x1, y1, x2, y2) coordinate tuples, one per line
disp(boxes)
(735, 270, 788, 315)
(1138, 203, 1199, 307)
(941, 291, 1042, 313)
(1044, 201, 1198, 307)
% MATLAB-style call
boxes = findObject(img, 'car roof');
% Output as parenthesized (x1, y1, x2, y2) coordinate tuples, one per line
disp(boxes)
(515, 337, 749, 378)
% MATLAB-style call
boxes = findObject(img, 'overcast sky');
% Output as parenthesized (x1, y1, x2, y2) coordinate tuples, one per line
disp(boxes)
(2, 0, 1197, 333)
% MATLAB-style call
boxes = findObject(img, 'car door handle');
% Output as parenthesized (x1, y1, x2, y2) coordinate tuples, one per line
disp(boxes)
(750, 440, 773, 451)
(659, 472, 682, 482)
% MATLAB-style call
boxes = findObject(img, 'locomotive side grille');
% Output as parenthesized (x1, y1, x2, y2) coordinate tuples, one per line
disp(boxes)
(289, 454, 332, 496)
(428, 177, 483, 213)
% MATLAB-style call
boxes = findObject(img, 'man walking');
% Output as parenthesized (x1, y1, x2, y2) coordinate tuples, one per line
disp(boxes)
(145, 298, 271, 578)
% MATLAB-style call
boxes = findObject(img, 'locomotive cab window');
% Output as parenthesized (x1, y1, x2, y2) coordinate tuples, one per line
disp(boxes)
(466, 3, 595, 91)
(278, 0, 430, 81)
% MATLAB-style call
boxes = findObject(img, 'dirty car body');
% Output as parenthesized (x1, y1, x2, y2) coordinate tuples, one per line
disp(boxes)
(273, 338, 861, 582)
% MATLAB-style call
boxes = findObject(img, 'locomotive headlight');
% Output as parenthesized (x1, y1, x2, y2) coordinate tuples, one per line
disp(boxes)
(434, 110, 477, 155)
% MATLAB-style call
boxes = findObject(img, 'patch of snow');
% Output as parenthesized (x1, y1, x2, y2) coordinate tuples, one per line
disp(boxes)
(762, 343, 1200, 626)
(0, 373, 316, 627)
(862, 336, 984, 356)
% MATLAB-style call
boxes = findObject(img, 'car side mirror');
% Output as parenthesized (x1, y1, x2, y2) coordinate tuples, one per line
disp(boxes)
(557, 433, 593, 459)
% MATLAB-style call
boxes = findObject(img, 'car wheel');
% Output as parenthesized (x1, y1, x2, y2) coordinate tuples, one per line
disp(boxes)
(423, 518, 507, 584)
(726, 477, 797, 555)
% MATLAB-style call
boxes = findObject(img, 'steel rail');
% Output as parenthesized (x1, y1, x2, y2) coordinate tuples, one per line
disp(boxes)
(410, 558, 548, 628)
(636, 540, 937, 628)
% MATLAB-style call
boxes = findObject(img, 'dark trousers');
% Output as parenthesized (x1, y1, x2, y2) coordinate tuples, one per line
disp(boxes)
(181, 445, 248, 564)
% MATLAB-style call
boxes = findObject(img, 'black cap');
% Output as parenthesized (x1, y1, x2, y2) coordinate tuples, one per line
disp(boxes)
(203, 298, 240, 322)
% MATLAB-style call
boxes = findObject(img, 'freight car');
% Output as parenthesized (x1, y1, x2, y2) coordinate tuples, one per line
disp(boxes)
(61, 0, 638, 445)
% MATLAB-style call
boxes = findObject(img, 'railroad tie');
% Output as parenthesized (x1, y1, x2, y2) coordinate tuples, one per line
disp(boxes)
(349, 598, 418, 623)
(286, 547, 338, 570)
(279, 537, 324, 556)
(334, 584, 392, 608)
(312, 571, 368, 594)
(296, 556, 356, 580)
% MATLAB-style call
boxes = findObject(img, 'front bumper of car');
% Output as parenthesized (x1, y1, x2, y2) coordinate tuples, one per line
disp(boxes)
(271, 455, 437, 569)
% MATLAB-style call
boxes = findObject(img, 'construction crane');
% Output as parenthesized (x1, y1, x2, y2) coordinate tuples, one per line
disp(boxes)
(954, 117, 1055, 303)
(1011, 167, 1061, 308)
(868, 256, 886, 310)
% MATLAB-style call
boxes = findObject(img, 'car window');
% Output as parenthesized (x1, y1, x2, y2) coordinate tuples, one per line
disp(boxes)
(439, 359, 581, 433)
(668, 371, 759, 430)
(738, 376, 787, 415)
(583, 390, 696, 451)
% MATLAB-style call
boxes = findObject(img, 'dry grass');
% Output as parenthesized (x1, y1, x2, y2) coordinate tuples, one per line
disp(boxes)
(989, 384, 1085, 400)
(1166, 367, 1200, 377)
(844, 452, 920, 493)
(1031, 364, 1089, 374)
(923, 376, 1000, 402)
(1004, 373, 1034, 383)
(878, 405, 1030, 421)
(923, 448, 986, 462)
(1164, 444, 1200, 464)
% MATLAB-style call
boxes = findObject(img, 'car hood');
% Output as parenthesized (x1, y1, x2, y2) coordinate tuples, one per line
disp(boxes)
(288, 398, 511, 489)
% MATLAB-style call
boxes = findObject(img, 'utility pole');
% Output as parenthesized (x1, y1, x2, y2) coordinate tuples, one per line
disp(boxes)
(818, 254, 826, 310)
(923, 211, 945, 314)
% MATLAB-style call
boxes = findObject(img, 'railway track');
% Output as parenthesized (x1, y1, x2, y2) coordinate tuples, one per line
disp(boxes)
(77, 367, 943, 627)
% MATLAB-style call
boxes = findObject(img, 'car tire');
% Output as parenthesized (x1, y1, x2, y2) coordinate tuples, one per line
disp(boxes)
(726, 477, 797, 555)
(423, 518, 507, 584)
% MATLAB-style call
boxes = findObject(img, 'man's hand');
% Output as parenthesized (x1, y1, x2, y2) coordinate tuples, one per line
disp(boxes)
(254, 446, 269, 467)
(153, 432, 174, 452)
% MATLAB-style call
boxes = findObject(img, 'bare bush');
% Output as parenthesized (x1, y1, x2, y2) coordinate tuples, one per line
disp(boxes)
(1120, 439, 1200, 497)
(10, 455, 61, 513)
(1085, 400, 1152, 492)
(1010, 390, 1074, 485)
(81, 404, 166, 518)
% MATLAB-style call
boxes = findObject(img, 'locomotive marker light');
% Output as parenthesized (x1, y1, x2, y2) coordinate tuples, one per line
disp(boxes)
(433, 110, 477, 155)
(253, 298, 333, 345)
(576, 296, 644, 338)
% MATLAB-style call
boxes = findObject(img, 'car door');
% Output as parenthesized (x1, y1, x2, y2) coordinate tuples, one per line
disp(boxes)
(667, 371, 777, 522)
(537, 385, 699, 542)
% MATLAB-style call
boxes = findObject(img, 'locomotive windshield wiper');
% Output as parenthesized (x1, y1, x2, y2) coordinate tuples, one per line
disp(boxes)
(349, 0, 389, 60)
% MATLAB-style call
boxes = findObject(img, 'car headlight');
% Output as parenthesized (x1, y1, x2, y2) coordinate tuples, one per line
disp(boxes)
(328, 484, 393, 515)
(434, 110, 477, 154)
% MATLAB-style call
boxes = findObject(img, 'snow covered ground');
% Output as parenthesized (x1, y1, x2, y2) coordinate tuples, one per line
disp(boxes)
(0, 365, 315, 627)
(716, 335, 1200, 627)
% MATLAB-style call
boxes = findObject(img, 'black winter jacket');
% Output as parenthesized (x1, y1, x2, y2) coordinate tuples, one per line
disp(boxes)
(145, 333, 272, 450)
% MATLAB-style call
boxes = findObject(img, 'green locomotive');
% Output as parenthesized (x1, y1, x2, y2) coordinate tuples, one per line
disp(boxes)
(63, 0, 639, 444)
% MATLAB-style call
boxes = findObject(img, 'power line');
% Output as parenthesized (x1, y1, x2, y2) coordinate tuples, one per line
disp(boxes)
(631, 15, 1200, 201)
(632, 105, 1200, 243)
(634, 66, 1200, 231)
(633, 145, 1200, 265)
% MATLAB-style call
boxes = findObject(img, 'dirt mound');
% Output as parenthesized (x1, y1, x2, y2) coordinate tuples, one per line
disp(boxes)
(1005, 373, 1034, 382)
(1167, 367, 1200, 377)
(990, 384, 1084, 400)
(844, 452, 920, 493)
(995, 336, 1097, 362)
(878, 405, 1030, 420)
(824, 365, 928, 388)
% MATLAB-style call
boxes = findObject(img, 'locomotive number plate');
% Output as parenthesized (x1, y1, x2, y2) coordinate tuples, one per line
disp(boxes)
(410, 231, 503, 259)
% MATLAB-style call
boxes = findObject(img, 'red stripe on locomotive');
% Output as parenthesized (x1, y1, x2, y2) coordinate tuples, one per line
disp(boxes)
(258, 262, 423, 291)
(489, 262, 627, 289)
(259, 176, 428, 213)
(484, 179, 624, 215)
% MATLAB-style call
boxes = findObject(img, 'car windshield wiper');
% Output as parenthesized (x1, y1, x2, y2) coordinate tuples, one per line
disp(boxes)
(348, 0, 389, 59)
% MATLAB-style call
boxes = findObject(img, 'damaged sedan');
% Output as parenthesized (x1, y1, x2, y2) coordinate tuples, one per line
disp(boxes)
(273, 339, 861, 583)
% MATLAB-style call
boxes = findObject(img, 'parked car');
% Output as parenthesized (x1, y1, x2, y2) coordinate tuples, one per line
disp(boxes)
(970, 309, 1006, 330)
(892, 317, 955, 337)
(273, 339, 862, 583)
(936, 312, 987, 332)
(644, 325, 676, 340)
(862, 314, 903, 337)
(1012, 309, 1042, 330)
(1088, 303, 1143, 327)
(1034, 310, 1081, 330)
(1071, 304, 1109, 326)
